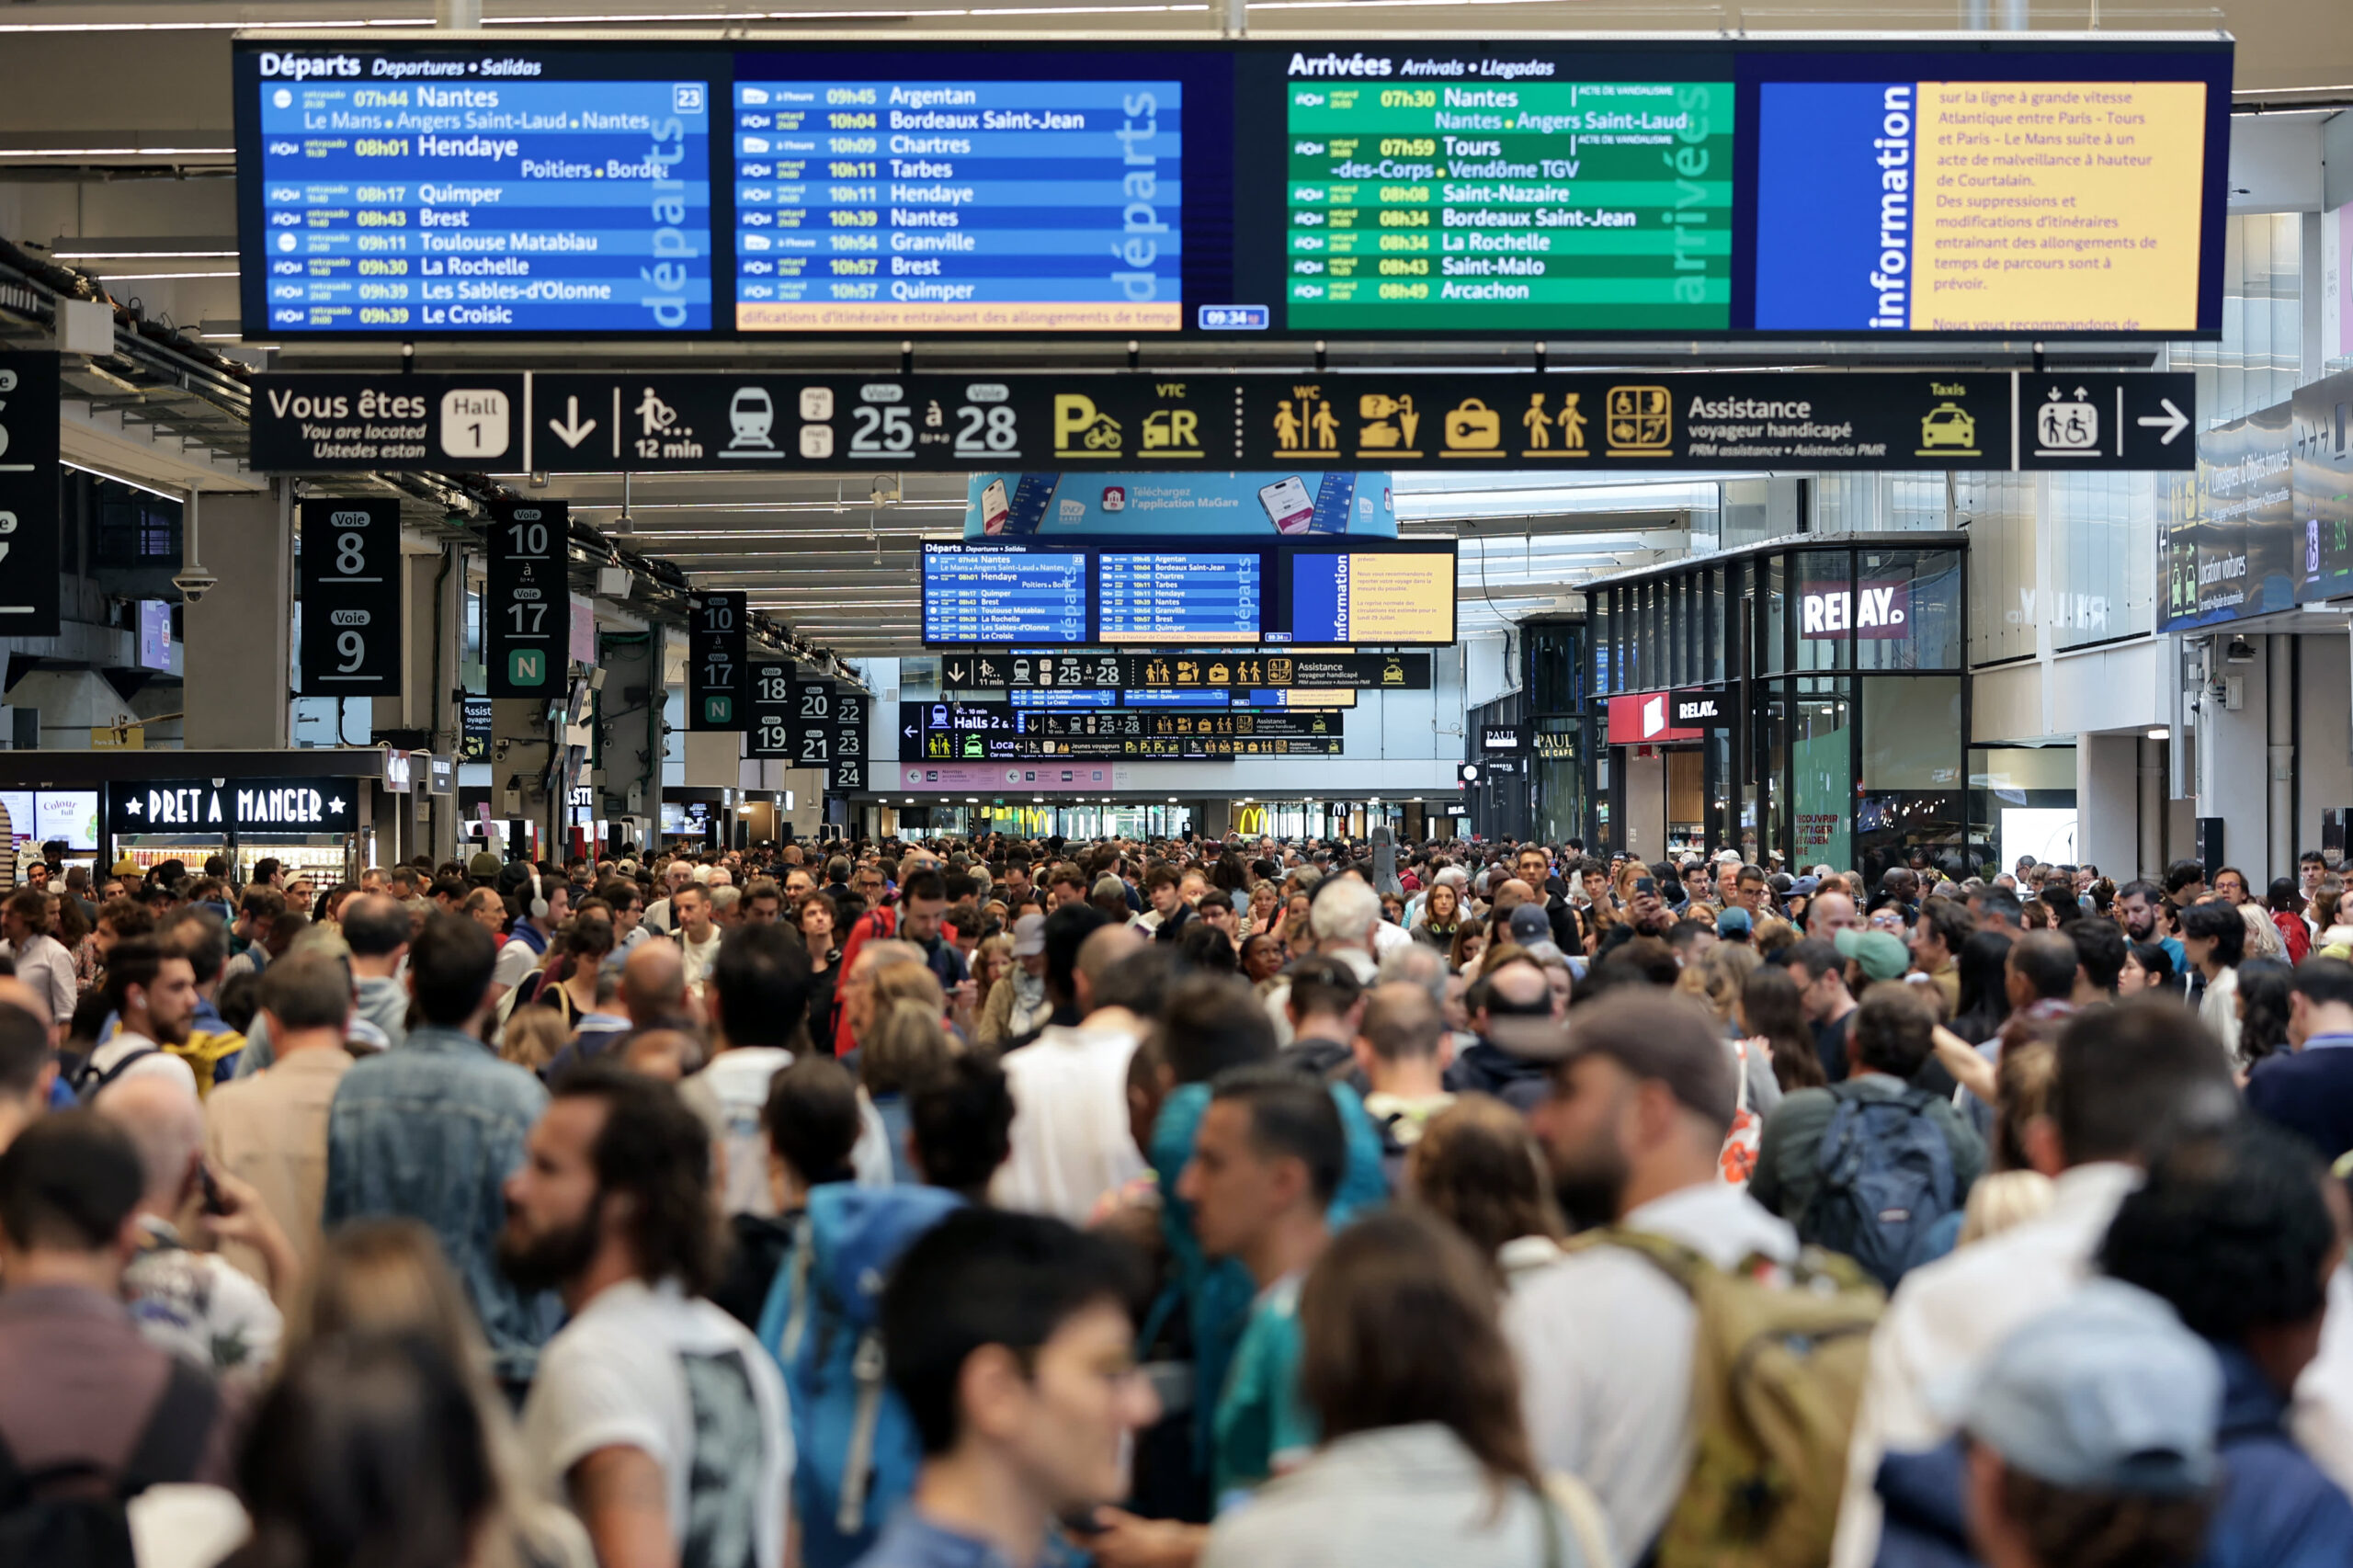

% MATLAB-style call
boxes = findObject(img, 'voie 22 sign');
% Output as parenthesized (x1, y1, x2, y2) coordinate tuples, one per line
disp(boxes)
(1800, 582, 1910, 639)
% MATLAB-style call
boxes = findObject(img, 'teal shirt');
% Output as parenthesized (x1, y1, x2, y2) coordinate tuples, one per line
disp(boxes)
(1212, 1271, 1316, 1511)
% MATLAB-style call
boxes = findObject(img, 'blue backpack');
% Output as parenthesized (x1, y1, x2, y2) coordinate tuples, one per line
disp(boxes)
(756, 1184, 964, 1568)
(1797, 1085, 1960, 1291)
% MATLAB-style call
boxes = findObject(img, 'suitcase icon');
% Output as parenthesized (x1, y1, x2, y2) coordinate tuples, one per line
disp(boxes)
(1445, 398, 1503, 450)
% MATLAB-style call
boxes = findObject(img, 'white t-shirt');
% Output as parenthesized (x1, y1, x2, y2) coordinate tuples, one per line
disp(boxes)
(494, 931, 546, 995)
(86, 1031, 201, 1096)
(680, 928, 723, 990)
(520, 1278, 792, 1568)
(681, 1047, 795, 1217)
(990, 1021, 1145, 1223)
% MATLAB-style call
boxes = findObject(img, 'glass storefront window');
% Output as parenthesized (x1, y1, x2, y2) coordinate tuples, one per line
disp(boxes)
(1970, 746, 2080, 880)
(1855, 550, 1964, 670)
(1790, 676, 1853, 871)
(1759, 555, 1788, 676)
(1591, 594, 1613, 696)
(1863, 677, 1962, 790)
(1794, 551, 1855, 672)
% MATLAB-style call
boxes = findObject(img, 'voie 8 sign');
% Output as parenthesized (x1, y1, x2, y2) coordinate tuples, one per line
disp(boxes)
(299, 497, 403, 695)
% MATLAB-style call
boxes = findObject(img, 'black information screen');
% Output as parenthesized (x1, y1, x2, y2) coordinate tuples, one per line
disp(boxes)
(687, 590, 747, 731)
(235, 36, 2232, 341)
(298, 496, 404, 696)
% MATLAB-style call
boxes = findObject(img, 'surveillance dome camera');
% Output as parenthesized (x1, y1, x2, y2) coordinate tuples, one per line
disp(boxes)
(172, 569, 221, 603)
(2225, 636, 2257, 665)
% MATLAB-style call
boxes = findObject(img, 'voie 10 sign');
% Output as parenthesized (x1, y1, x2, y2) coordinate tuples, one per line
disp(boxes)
(235, 36, 2230, 343)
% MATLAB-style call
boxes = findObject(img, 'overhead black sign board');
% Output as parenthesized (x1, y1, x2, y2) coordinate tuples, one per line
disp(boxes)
(687, 591, 747, 732)
(902, 701, 1336, 761)
(746, 660, 797, 760)
(792, 679, 833, 771)
(249, 371, 2198, 475)
(485, 499, 565, 699)
(298, 497, 404, 696)
(829, 689, 868, 794)
(0, 353, 61, 639)
(107, 778, 358, 835)
(940, 650, 1431, 691)
(250, 373, 526, 472)
(1672, 687, 1736, 729)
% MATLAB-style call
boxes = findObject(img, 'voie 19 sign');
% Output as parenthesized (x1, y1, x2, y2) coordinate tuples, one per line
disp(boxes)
(1800, 582, 1911, 639)
(106, 778, 358, 835)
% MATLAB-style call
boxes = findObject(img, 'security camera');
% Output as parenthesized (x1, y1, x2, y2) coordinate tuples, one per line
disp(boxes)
(172, 568, 220, 603)
(2225, 637, 2257, 665)
(870, 474, 901, 506)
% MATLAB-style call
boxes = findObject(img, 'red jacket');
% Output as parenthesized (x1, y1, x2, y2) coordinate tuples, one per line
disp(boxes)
(832, 904, 895, 1054)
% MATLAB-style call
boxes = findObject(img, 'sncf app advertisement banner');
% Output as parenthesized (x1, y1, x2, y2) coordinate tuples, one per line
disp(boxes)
(963, 472, 1396, 538)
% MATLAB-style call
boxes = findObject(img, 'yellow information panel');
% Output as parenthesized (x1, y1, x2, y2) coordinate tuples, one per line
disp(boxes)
(1910, 81, 2206, 333)
(1340, 552, 1456, 644)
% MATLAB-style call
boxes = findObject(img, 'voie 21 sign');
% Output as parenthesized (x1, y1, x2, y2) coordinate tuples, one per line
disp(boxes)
(106, 778, 358, 835)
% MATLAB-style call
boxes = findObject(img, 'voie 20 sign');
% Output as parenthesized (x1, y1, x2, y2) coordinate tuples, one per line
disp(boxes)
(1801, 582, 1910, 639)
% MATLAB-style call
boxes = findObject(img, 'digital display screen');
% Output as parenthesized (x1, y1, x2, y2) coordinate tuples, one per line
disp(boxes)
(1285, 551, 1458, 644)
(1286, 78, 1731, 332)
(0, 791, 100, 851)
(237, 38, 2229, 341)
(733, 76, 1181, 333)
(245, 48, 714, 335)
(921, 545, 1087, 643)
(1097, 553, 1261, 643)
(920, 538, 1454, 647)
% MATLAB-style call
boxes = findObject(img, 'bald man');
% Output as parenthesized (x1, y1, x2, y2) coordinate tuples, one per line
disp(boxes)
(97, 1074, 297, 1372)
(1805, 889, 1861, 939)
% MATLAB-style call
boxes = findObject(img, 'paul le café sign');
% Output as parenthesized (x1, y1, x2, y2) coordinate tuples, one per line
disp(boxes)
(105, 778, 356, 836)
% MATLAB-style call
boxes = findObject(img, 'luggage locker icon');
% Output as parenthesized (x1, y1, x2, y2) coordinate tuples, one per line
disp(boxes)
(1443, 398, 1503, 452)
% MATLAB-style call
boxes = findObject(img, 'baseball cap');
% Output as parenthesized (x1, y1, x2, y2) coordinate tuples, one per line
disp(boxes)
(1946, 1279, 2220, 1495)
(1012, 912, 1047, 958)
(1835, 926, 1912, 983)
(1716, 906, 1753, 937)
(1789, 875, 1821, 896)
(466, 850, 503, 882)
(1506, 903, 1552, 945)
(1714, 849, 1744, 866)
(1514, 990, 1737, 1133)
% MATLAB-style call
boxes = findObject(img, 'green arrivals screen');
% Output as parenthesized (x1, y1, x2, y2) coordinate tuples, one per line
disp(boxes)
(1285, 78, 1733, 332)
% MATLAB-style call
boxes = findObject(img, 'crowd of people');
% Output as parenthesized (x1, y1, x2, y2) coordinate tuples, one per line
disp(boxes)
(0, 827, 2350, 1568)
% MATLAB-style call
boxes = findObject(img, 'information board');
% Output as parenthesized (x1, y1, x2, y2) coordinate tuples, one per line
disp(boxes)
(298, 496, 404, 695)
(939, 649, 1429, 690)
(746, 659, 797, 757)
(1098, 553, 1262, 643)
(484, 499, 565, 698)
(687, 590, 746, 730)
(0, 353, 61, 640)
(236, 38, 2232, 343)
(901, 699, 1338, 759)
(922, 544, 1088, 643)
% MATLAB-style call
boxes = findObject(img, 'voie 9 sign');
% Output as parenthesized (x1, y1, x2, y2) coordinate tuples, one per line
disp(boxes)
(1800, 582, 1911, 639)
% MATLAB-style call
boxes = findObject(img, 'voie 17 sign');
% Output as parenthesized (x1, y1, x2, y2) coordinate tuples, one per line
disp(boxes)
(299, 497, 403, 695)
(106, 778, 357, 835)
(487, 499, 565, 698)
(688, 591, 746, 731)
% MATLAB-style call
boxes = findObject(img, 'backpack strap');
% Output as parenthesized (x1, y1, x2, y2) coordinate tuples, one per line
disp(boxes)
(778, 1212, 818, 1366)
(76, 1046, 159, 1101)
(119, 1358, 219, 1496)
(836, 1331, 889, 1536)
(1558, 1226, 1712, 1295)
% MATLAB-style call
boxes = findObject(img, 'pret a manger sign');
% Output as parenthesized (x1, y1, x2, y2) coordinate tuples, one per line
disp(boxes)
(107, 779, 355, 835)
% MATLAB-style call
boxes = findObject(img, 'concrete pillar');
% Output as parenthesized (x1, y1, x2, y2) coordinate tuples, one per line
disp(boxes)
(2138, 736, 2169, 884)
(595, 626, 665, 847)
(2269, 635, 2296, 886)
(2299, 631, 2353, 856)
(184, 484, 292, 750)
(2077, 733, 2140, 882)
(784, 768, 824, 839)
(491, 698, 556, 861)
(1624, 750, 1665, 862)
(2194, 639, 2270, 885)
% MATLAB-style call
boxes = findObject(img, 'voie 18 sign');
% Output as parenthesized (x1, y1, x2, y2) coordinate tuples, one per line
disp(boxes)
(106, 778, 357, 835)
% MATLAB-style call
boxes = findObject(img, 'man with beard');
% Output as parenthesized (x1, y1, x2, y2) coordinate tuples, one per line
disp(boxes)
(324, 912, 551, 1394)
(1501, 989, 1798, 1560)
(503, 1064, 790, 1568)
(81, 937, 201, 1096)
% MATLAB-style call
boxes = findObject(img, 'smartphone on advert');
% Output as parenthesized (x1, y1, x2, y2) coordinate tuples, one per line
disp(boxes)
(1258, 475, 1314, 535)
(980, 478, 1011, 535)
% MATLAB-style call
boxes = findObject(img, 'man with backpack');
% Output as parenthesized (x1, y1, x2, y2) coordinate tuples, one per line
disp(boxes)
(1748, 982, 1984, 1287)
(78, 938, 199, 1100)
(1505, 989, 1876, 1564)
(0, 1112, 233, 1560)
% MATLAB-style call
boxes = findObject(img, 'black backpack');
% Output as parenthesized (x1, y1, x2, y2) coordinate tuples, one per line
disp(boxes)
(1796, 1084, 1961, 1290)
(0, 1358, 219, 1568)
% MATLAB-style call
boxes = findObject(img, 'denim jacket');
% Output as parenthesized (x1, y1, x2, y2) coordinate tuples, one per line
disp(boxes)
(323, 1024, 554, 1383)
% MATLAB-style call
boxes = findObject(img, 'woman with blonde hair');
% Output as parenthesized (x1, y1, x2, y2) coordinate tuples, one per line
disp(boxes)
(1676, 940, 1760, 1029)
(293, 1220, 592, 1568)
(862, 994, 952, 1184)
(498, 1006, 569, 1074)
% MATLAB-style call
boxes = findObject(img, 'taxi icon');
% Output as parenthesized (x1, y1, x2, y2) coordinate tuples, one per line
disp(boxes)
(1919, 403, 1977, 450)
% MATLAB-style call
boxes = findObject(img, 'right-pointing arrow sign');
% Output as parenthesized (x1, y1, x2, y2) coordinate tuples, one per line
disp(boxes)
(2137, 397, 2189, 445)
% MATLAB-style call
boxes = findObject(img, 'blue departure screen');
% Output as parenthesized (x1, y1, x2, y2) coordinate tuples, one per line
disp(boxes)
(1097, 553, 1259, 643)
(255, 67, 712, 334)
(732, 77, 1180, 334)
(922, 546, 1086, 644)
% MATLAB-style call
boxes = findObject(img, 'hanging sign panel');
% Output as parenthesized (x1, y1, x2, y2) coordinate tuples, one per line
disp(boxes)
(746, 659, 798, 758)
(249, 369, 2197, 474)
(0, 353, 61, 639)
(485, 499, 566, 698)
(234, 37, 2232, 343)
(687, 590, 747, 730)
(298, 496, 404, 695)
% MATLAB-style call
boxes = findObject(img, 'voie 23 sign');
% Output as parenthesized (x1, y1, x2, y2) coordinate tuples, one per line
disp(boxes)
(107, 778, 356, 835)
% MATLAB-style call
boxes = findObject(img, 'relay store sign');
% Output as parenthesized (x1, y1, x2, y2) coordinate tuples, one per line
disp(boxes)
(1800, 581, 1911, 639)
(1606, 691, 1706, 745)
(1671, 687, 1734, 729)
(107, 778, 356, 835)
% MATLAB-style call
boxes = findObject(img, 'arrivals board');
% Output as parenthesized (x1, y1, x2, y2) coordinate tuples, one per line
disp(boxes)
(917, 537, 1458, 649)
(236, 37, 2231, 342)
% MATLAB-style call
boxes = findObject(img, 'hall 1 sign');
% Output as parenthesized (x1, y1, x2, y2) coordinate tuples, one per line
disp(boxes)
(106, 778, 357, 835)
(1671, 687, 1736, 730)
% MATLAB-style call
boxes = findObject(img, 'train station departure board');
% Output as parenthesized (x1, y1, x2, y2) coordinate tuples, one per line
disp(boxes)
(236, 36, 2231, 341)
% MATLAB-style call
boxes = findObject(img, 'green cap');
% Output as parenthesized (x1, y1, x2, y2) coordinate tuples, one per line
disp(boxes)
(1836, 926, 1912, 983)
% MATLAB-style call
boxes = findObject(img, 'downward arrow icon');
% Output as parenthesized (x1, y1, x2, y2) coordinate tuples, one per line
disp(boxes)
(2135, 398, 2190, 446)
(548, 396, 597, 449)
